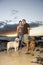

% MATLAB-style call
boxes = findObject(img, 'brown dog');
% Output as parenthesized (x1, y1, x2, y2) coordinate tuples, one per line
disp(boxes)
(29, 37, 35, 55)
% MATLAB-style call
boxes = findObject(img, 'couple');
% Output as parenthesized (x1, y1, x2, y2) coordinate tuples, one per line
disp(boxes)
(17, 19, 30, 53)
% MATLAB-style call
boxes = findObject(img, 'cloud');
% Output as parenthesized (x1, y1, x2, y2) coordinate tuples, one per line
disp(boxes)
(14, 16, 18, 19)
(11, 9, 19, 15)
(0, 25, 4, 28)
(29, 21, 43, 28)
(0, 20, 43, 34)
(5, 20, 16, 25)
(0, 24, 17, 34)
(0, 20, 43, 29)
(0, 22, 6, 28)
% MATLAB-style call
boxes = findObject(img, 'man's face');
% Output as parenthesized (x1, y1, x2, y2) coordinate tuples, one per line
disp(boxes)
(22, 20, 26, 25)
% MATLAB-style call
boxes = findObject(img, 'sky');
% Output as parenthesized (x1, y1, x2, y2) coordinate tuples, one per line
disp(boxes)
(0, 0, 43, 23)
(0, 0, 43, 36)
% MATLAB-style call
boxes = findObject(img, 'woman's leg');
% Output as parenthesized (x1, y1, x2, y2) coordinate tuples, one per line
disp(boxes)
(18, 35, 23, 48)
(20, 35, 23, 48)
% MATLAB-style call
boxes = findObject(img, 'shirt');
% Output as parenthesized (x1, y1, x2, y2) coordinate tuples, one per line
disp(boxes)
(23, 23, 30, 34)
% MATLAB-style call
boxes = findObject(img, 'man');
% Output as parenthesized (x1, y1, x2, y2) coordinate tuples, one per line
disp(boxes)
(17, 20, 23, 49)
(22, 19, 30, 53)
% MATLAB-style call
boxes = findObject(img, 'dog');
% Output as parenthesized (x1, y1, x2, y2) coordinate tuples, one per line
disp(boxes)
(29, 37, 35, 55)
(7, 38, 20, 52)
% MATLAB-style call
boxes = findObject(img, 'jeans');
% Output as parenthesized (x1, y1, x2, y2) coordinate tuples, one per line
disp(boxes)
(18, 34, 23, 48)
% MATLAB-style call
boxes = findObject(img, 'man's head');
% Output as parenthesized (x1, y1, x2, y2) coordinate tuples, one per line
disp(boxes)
(22, 19, 26, 25)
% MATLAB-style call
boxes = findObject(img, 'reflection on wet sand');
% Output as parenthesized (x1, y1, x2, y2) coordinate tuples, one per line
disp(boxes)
(0, 47, 43, 65)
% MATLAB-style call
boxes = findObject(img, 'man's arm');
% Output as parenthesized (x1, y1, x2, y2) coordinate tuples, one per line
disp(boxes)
(27, 27, 30, 36)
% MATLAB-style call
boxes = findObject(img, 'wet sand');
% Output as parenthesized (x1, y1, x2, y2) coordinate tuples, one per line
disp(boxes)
(0, 47, 43, 65)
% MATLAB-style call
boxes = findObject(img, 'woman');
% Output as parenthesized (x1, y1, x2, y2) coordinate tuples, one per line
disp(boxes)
(17, 20, 23, 49)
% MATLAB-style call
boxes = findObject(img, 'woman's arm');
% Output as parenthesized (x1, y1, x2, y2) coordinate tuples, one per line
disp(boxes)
(17, 26, 19, 35)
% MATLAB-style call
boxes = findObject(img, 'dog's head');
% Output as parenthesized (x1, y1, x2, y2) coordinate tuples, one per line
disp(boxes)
(15, 38, 19, 43)
(32, 37, 35, 41)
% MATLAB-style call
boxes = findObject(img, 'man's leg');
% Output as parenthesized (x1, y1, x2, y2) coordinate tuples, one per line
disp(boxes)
(23, 34, 29, 53)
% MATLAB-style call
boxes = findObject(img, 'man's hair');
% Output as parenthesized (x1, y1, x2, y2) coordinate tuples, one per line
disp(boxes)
(22, 19, 26, 22)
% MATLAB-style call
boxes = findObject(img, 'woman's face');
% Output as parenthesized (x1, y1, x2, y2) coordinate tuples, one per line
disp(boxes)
(19, 22, 22, 25)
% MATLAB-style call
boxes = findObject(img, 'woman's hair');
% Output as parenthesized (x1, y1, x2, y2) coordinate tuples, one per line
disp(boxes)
(19, 20, 22, 23)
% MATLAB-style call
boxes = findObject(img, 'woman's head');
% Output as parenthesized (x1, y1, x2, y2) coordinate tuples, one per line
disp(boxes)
(19, 20, 22, 25)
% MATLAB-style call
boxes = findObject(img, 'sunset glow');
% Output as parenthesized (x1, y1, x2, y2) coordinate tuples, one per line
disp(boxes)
(30, 26, 43, 36)
(6, 34, 17, 37)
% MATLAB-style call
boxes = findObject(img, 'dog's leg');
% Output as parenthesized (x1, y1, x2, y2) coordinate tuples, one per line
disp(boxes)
(7, 46, 9, 53)
(7, 48, 9, 53)
(16, 47, 18, 51)
(7, 49, 8, 53)
(15, 47, 17, 51)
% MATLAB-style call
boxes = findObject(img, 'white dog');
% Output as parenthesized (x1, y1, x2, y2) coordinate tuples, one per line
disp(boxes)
(7, 38, 19, 52)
